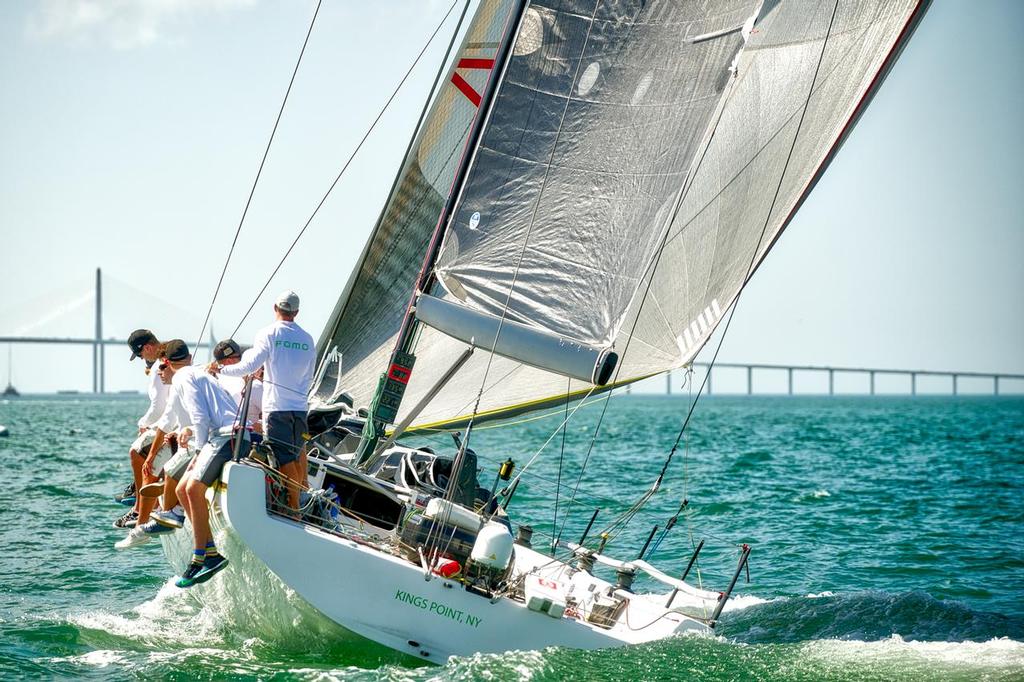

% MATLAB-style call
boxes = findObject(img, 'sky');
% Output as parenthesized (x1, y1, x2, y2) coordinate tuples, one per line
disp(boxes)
(0, 0, 1021, 395)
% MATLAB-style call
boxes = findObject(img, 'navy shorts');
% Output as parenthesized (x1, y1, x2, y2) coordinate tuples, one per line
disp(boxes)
(266, 411, 307, 466)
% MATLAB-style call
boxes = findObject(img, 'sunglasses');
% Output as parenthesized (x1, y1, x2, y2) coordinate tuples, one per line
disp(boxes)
(158, 362, 169, 371)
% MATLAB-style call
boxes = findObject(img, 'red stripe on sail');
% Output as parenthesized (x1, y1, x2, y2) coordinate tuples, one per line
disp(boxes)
(451, 73, 482, 107)
(457, 58, 495, 70)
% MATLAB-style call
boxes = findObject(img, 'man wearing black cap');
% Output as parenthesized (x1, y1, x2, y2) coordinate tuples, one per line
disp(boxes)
(210, 291, 314, 514)
(114, 329, 168, 529)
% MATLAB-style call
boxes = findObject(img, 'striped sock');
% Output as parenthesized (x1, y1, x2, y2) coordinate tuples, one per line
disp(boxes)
(191, 549, 206, 565)
(205, 541, 219, 558)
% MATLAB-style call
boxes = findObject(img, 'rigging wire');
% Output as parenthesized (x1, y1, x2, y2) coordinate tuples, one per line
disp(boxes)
(597, 0, 844, 539)
(550, 9, 746, 546)
(643, 0, 843, 509)
(553, 378, 570, 544)
(229, 0, 465, 338)
(193, 0, 323, 351)
(460, 1, 603, 432)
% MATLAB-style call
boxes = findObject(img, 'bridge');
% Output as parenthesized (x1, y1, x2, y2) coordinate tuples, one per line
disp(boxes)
(2, 269, 1021, 396)
(1, 268, 213, 394)
(666, 362, 1024, 396)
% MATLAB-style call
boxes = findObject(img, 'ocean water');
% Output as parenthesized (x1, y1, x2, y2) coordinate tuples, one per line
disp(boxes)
(0, 394, 1022, 680)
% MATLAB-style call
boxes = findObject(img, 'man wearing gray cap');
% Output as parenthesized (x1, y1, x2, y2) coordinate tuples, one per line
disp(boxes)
(210, 291, 314, 513)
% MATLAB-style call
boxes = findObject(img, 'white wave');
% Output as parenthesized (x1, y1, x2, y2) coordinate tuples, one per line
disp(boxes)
(720, 593, 771, 612)
(804, 591, 835, 598)
(48, 649, 127, 668)
(812, 490, 830, 498)
(804, 634, 1024, 671)
(69, 576, 225, 648)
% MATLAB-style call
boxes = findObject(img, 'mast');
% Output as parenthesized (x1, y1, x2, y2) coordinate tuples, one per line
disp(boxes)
(355, 0, 529, 465)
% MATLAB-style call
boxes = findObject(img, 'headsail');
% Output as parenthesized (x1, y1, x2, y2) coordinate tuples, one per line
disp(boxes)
(313, 0, 520, 408)
(325, 0, 929, 431)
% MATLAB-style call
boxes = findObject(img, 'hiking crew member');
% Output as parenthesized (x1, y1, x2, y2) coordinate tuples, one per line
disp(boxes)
(210, 291, 314, 513)
(115, 357, 192, 549)
(115, 329, 168, 529)
(159, 340, 243, 588)
(212, 338, 264, 432)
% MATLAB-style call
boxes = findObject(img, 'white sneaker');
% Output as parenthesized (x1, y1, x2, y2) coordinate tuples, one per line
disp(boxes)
(115, 525, 153, 549)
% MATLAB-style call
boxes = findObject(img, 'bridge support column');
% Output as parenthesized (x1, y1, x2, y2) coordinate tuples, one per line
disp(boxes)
(666, 372, 671, 395)
(706, 367, 712, 395)
(828, 369, 834, 396)
(953, 374, 958, 396)
(911, 373, 917, 396)
(869, 371, 875, 396)
(747, 366, 752, 395)
(788, 368, 793, 395)
(94, 268, 103, 394)
(995, 376, 1000, 396)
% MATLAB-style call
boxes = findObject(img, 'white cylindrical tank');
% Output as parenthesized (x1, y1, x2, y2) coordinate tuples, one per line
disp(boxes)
(470, 522, 514, 570)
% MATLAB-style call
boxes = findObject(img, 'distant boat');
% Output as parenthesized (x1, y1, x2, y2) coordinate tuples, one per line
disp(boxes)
(3, 344, 17, 397)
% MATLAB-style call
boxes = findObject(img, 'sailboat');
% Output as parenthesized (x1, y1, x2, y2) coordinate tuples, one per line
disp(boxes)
(3, 345, 19, 397)
(176, 0, 931, 662)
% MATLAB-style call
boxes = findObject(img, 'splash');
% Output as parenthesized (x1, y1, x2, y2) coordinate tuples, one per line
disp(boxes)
(802, 635, 1024, 677)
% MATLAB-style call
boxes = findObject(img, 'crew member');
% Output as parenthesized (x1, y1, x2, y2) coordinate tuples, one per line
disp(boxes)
(209, 291, 314, 513)
(161, 340, 242, 588)
(114, 329, 168, 529)
(212, 338, 263, 431)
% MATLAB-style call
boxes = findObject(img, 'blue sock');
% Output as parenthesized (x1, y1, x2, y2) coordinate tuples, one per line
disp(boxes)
(191, 549, 206, 565)
(205, 541, 219, 558)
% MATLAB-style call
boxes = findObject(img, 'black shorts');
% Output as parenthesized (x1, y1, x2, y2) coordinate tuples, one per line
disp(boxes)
(266, 411, 307, 466)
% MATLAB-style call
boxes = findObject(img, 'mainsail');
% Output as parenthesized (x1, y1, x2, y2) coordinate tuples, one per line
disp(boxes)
(323, 0, 928, 430)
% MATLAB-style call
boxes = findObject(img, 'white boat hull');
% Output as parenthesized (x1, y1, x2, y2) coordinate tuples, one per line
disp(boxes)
(206, 461, 712, 662)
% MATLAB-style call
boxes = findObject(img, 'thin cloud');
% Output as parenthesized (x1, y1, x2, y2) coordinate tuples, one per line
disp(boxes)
(26, 0, 256, 50)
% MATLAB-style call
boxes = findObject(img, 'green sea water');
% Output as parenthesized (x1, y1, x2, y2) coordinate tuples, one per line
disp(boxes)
(0, 394, 1022, 680)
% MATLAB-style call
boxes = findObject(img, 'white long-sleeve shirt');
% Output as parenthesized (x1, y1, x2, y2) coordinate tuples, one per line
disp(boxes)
(217, 373, 263, 425)
(219, 320, 314, 414)
(137, 362, 169, 429)
(171, 366, 238, 449)
(154, 376, 190, 434)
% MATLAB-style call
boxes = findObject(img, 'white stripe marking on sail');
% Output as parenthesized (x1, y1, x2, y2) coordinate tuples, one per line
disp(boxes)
(675, 334, 687, 355)
(696, 315, 709, 335)
(689, 321, 701, 343)
(683, 327, 694, 350)
(711, 299, 722, 318)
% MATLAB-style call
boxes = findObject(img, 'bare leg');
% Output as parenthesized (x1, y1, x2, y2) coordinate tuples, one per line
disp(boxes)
(138, 476, 160, 523)
(177, 476, 192, 521)
(162, 475, 180, 512)
(130, 449, 144, 513)
(185, 479, 211, 551)
(130, 448, 144, 492)
(280, 458, 299, 512)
